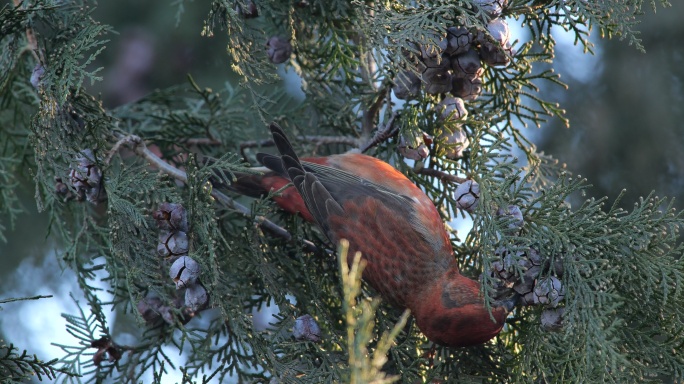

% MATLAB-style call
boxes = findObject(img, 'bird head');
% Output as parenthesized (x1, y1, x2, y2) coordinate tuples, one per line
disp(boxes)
(411, 269, 516, 347)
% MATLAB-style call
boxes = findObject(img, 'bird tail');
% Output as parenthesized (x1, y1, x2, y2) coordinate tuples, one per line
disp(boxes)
(224, 171, 273, 198)
(204, 123, 321, 224)
(256, 123, 306, 181)
(256, 123, 343, 236)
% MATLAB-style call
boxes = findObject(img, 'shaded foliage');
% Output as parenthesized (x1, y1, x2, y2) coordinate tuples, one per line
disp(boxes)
(0, 0, 681, 383)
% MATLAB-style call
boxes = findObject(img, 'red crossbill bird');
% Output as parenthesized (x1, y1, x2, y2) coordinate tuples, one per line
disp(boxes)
(229, 123, 516, 347)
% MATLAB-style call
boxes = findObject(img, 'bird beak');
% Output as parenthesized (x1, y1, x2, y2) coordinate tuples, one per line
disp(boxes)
(497, 293, 520, 312)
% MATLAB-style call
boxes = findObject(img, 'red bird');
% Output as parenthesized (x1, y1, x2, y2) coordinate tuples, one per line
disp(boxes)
(231, 123, 515, 347)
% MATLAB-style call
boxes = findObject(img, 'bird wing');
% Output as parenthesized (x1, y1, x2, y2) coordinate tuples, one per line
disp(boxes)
(257, 124, 451, 257)
(257, 124, 411, 240)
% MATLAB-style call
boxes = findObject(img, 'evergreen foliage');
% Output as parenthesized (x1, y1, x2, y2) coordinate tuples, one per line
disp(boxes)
(0, 342, 72, 383)
(0, 0, 681, 383)
(0, 296, 77, 382)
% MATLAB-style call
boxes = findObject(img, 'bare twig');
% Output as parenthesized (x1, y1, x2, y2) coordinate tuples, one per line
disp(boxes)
(13, 0, 43, 62)
(359, 112, 399, 153)
(111, 133, 319, 253)
(361, 89, 387, 141)
(358, 31, 384, 140)
(302, 135, 359, 147)
(0, 295, 53, 304)
(240, 135, 360, 160)
(240, 138, 274, 160)
(241, 135, 360, 149)
(415, 167, 467, 185)
(184, 137, 223, 146)
(105, 135, 136, 164)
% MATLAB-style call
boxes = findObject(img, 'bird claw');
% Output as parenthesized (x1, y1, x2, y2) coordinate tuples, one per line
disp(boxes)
(489, 279, 520, 310)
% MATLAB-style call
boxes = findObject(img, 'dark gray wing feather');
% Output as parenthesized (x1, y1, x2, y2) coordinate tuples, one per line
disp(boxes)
(259, 123, 425, 246)
(260, 124, 344, 238)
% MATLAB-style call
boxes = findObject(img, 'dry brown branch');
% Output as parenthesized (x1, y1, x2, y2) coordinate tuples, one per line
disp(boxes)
(110, 133, 319, 253)
(415, 167, 467, 185)
(359, 112, 399, 153)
